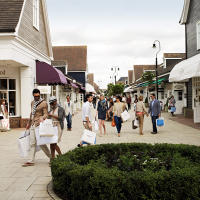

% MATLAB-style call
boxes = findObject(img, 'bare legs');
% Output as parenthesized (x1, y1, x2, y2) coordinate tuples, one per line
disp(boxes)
(50, 143, 62, 159)
(99, 119, 106, 136)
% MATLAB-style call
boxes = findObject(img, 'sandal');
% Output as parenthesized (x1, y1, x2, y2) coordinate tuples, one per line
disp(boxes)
(22, 162, 35, 167)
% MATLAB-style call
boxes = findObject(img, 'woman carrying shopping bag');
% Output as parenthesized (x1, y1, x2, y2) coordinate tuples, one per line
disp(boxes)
(136, 96, 148, 135)
(113, 96, 126, 137)
(0, 99, 9, 131)
(48, 96, 65, 159)
(169, 95, 176, 116)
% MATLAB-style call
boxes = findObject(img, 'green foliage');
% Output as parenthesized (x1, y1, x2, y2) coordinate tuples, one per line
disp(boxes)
(106, 83, 125, 96)
(51, 143, 200, 200)
(141, 71, 155, 83)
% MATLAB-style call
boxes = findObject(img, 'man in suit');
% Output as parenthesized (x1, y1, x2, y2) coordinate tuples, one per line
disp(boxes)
(148, 93, 161, 134)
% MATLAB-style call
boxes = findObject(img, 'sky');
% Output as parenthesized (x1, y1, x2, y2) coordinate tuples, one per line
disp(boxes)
(46, 0, 185, 89)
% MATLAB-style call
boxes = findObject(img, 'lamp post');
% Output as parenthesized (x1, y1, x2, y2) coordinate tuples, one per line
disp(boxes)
(152, 40, 161, 99)
(111, 66, 120, 85)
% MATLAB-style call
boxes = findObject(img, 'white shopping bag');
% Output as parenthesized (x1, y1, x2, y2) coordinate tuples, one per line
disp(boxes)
(121, 110, 130, 122)
(0, 118, 9, 130)
(81, 129, 96, 144)
(35, 126, 58, 145)
(94, 120, 99, 131)
(39, 119, 55, 137)
(64, 118, 67, 129)
(134, 118, 139, 127)
(18, 131, 30, 157)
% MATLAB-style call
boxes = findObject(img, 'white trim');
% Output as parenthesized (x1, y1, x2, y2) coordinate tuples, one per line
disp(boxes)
(33, 0, 40, 30)
(196, 21, 200, 50)
(15, 0, 27, 34)
(0, 33, 16, 37)
(164, 57, 183, 60)
(68, 71, 86, 72)
(180, 0, 190, 25)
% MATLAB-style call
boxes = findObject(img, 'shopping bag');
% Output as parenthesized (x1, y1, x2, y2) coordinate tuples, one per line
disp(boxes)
(39, 119, 55, 137)
(35, 126, 58, 145)
(18, 131, 30, 157)
(157, 117, 164, 127)
(64, 118, 67, 129)
(81, 129, 96, 144)
(121, 110, 130, 122)
(0, 118, 9, 130)
(94, 120, 99, 131)
(170, 107, 176, 113)
(111, 117, 116, 127)
(132, 120, 138, 129)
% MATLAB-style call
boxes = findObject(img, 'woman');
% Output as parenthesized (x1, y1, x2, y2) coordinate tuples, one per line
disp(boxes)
(136, 96, 148, 135)
(0, 99, 9, 131)
(96, 94, 108, 136)
(48, 96, 65, 159)
(107, 98, 114, 121)
(169, 96, 176, 116)
(113, 96, 126, 137)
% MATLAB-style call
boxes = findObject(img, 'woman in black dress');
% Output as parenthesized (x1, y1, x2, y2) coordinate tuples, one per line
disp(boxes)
(96, 94, 108, 136)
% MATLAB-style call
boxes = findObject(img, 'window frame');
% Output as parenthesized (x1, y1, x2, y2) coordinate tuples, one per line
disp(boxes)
(33, 0, 40, 30)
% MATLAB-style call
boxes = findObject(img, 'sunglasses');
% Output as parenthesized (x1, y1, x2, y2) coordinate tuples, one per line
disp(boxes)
(34, 95, 40, 98)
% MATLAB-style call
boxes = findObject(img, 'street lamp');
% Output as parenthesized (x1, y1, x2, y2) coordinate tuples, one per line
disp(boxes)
(111, 66, 120, 85)
(152, 40, 161, 99)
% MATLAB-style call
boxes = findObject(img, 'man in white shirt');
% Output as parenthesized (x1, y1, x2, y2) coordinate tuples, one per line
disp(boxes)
(64, 95, 74, 131)
(78, 94, 93, 147)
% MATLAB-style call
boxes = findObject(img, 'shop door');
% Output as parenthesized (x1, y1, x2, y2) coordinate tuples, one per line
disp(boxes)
(174, 90, 184, 114)
(193, 78, 200, 123)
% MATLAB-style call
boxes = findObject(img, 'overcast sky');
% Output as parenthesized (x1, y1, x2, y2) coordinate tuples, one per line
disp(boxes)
(46, 0, 185, 88)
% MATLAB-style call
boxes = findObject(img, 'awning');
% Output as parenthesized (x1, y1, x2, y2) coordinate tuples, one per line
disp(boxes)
(86, 83, 96, 93)
(70, 82, 79, 88)
(169, 53, 200, 82)
(136, 77, 167, 88)
(36, 60, 67, 85)
(124, 86, 133, 93)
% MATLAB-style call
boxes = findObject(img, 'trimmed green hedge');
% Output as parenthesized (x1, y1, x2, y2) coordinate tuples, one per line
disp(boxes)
(51, 143, 200, 200)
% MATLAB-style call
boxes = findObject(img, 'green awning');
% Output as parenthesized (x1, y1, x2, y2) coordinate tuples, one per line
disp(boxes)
(136, 77, 167, 88)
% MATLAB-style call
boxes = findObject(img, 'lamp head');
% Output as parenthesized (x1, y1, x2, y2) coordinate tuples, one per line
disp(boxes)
(152, 43, 156, 48)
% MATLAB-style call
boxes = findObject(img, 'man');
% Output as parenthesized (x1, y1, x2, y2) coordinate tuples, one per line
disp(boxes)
(64, 95, 74, 131)
(126, 94, 132, 110)
(148, 93, 161, 134)
(77, 94, 93, 147)
(22, 89, 51, 167)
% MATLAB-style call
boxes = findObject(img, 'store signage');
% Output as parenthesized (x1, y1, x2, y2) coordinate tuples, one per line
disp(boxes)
(0, 69, 6, 76)
(174, 84, 184, 90)
(37, 86, 51, 94)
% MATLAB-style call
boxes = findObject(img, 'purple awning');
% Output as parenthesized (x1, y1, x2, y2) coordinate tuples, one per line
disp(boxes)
(36, 61, 67, 85)
(70, 82, 79, 88)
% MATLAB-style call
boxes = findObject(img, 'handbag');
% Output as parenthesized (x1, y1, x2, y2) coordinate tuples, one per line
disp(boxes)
(111, 117, 116, 127)
(18, 131, 30, 157)
(94, 120, 99, 131)
(39, 119, 56, 137)
(81, 129, 96, 144)
(0, 118, 9, 130)
(156, 117, 164, 127)
(132, 120, 138, 129)
(121, 110, 130, 122)
(170, 107, 176, 113)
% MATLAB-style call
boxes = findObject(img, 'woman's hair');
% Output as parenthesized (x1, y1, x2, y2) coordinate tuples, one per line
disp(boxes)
(0, 99, 5, 105)
(138, 96, 143, 101)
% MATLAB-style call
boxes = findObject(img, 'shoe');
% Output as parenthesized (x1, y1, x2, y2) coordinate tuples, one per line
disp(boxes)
(118, 133, 120, 137)
(77, 144, 81, 147)
(151, 132, 157, 134)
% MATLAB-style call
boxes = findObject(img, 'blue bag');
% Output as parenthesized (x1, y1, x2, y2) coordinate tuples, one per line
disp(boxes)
(156, 118, 164, 127)
(170, 107, 176, 113)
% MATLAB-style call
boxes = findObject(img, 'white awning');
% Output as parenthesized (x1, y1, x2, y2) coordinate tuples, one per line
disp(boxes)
(169, 53, 200, 82)
(124, 86, 133, 93)
(86, 83, 96, 93)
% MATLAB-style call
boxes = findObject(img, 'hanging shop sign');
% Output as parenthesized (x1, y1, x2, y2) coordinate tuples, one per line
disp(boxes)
(37, 86, 51, 94)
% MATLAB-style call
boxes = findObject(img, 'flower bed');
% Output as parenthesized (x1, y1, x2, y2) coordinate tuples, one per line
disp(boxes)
(51, 143, 200, 200)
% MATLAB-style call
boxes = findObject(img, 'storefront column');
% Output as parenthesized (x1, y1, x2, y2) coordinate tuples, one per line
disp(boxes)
(20, 67, 34, 125)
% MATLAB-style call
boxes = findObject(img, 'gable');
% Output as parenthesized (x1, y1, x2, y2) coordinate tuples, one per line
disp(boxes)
(17, 0, 52, 58)
(0, 0, 24, 32)
(180, 0, 191, 24)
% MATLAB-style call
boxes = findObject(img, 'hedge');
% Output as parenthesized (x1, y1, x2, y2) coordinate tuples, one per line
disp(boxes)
(51, 143, 200, 200)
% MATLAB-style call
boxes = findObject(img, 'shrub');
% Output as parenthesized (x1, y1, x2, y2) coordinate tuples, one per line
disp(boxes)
(51, 143, 200, 200)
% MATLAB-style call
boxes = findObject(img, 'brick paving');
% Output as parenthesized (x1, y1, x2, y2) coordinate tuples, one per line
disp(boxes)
(0, 108, 200, 199)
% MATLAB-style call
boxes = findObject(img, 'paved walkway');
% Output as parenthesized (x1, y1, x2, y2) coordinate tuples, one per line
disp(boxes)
(0, 108, 200, 200)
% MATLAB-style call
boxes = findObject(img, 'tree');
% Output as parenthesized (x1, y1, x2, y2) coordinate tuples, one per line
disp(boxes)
(106, 83, 124, 96)
(141, 71, 155, 82)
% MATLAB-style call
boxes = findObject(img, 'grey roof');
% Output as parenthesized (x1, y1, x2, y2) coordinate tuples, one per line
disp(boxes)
(118, 77, 128, 82)
(0, 0, 24, 32)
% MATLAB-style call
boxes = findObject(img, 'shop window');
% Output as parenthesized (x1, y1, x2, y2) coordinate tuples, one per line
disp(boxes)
(0, 79, 7, 90)
(161, 92, 164, 99)
(0, 79, 16, 116)
(178, 91, 183, 101)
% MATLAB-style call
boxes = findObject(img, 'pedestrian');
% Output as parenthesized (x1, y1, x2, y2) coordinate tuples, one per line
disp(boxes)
(0, 99, 9, 131)
(92, 95, 97, 109)
(107, 98, 114, 121)
(136, 96, 148, 135)
(64, 95, 74, 131)
(96, 94, 108, 136)
(22, 89, 51, 167)
(126, 94, 132, 110)
(77, 94, 93, 147)
(48, 96, 66, 159)
(113, 96, 126, 137)
(148, 93, 161, 134)
(169, 95, 176, 116)
(133, 94, 138, 111)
